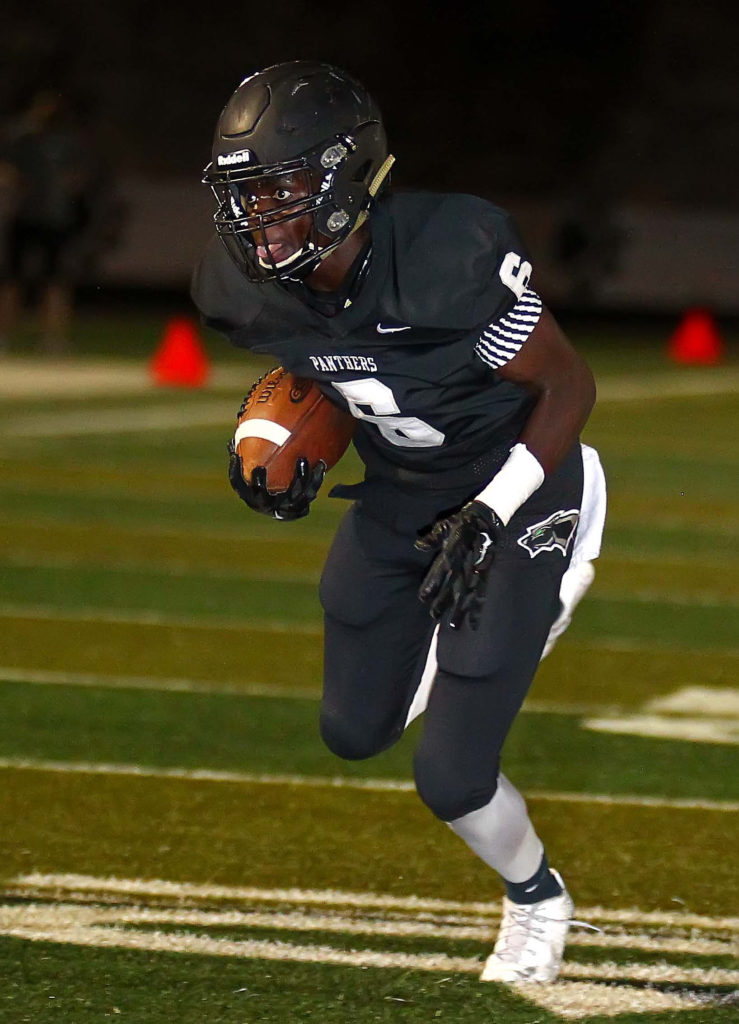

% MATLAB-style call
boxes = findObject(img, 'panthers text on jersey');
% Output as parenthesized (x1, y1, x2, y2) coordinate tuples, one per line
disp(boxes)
(192, 191, 544, 493)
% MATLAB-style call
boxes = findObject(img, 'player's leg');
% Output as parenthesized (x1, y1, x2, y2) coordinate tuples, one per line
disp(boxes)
(38, 227, 73, 354)
(414, 552, 574, 983)
(319, 505, 435, 760)
(0, 220, 26, 350)
(413, 444, 585, 982)
(412, 551, 561, 841)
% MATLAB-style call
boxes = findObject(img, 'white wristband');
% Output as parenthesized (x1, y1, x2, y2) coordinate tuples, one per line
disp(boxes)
(475, 443, 545, 525)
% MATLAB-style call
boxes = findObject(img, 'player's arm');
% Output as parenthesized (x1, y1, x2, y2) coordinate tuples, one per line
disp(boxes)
(417, 302, 595, 629)
(496, 306, 595, 475)
(470, 304, 595, 524)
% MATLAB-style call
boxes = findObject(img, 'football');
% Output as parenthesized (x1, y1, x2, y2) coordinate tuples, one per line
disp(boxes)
(233, 367, 355, 492)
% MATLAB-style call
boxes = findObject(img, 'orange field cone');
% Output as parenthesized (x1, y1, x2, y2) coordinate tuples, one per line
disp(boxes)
(150, 317, 210, 387)
(667, 308, 724, 365)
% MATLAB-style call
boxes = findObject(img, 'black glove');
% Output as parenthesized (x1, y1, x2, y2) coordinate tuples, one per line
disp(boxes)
(415, 500, 502, 629)
(228, 447, 325, 520)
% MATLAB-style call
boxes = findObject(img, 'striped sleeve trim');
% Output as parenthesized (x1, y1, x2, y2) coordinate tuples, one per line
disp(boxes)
(474, 288, 542, 369)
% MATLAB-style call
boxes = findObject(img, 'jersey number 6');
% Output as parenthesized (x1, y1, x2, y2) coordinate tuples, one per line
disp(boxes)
(499, 252, 532, 299)
(332, 378, 445, 448)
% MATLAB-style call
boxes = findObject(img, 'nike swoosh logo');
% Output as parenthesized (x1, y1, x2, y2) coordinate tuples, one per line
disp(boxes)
(377, 323, 412, 333)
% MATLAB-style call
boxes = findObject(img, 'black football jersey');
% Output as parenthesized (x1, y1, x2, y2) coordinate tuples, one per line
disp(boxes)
(192, 191, 543, 492)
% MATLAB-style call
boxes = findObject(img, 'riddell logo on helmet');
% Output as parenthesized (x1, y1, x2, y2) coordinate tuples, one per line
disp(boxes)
(217, 150, 254, 166)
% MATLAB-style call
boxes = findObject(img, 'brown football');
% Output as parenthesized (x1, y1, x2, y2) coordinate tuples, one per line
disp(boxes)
(233, 367, 355, 492)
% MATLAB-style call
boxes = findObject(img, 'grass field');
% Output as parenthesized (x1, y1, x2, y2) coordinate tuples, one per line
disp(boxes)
(0, 312, 737, 1023)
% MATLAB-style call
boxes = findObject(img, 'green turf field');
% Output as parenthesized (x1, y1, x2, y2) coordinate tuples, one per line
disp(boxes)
(0, 315, 737, 1022)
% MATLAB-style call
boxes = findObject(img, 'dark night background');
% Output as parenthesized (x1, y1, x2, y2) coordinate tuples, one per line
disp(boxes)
(1, 0, 738, 310)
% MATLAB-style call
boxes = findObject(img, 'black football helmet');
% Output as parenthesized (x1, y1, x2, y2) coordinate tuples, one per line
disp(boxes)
(203, 61, 392, 282)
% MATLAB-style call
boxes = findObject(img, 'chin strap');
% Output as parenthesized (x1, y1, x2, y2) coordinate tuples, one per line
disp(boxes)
(351, 153, 395, 234)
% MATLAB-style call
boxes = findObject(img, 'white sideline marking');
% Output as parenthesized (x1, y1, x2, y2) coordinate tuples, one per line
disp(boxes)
(1, 758, 737, 812)
(0, 666, 318, 700)
(5, 549, 737, 606)
(0, 898, 735, 1021)
(2, 552, 321, 585)
(0, 360, 153, 398)
(0, 665, 607, 716)
(3, 666, 734, 724)
(0, 514, 333, 547)
(0, 603, 322, 635)
(1, 905, 736, 974)
(0, 901, 730, 957)
(585, 685, 739, 746)
(2, 604, 737, 659)
(529, 982, 718, 1020)
(586, 715, 739, 745)
(605, 588, 739, 609)
(0, 358, 246, 400)
(0, 665, 632, 717)
(596, 368, 739, 403)
(14, 874, 739, 931)
(3, 401, 236, 437)
(648, 686, 739, 716)
(1, 357, 736, 403)
(574, 635, 739, 657)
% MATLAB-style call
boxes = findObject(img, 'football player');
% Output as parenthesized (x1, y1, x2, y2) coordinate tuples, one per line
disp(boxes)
(192, 61, 607, 985)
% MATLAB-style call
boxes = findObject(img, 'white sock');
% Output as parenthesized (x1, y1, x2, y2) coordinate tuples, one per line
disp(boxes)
(447, 773, 543, 883)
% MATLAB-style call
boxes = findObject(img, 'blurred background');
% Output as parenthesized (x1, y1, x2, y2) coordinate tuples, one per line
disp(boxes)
(0, 0, 737, 332)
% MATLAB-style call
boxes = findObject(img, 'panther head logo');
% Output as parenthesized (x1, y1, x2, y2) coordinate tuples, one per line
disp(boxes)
(517, 509, 580, 558)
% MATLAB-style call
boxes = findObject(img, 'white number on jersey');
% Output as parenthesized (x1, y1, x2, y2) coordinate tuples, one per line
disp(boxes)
(499, 252, 533, 300)
(332, 378, 445, 448)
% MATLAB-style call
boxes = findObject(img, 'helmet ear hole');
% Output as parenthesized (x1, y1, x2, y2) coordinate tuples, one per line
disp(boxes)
(352, 159, 373, 184)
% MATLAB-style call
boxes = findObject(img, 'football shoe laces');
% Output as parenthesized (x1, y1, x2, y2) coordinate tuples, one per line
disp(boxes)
(481, 870, 579, 984)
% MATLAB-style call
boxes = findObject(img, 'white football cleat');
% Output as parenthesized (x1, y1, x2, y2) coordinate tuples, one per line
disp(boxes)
(480, 869, 574, 984)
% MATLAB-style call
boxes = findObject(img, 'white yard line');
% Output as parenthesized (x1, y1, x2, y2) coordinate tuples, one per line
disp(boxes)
(1, 758, 737, 812)
(3, 906, 738, 979)
(6, 874, 736, 1019)
(0, 906, 735, 1022)
(1, 357, 737, 403)
(1, 553, 321, 585)
(2, 604, 738, 659)
(0, 359, 244, 399)
(4, 552, 736, 606)
(1, 901, 730, 957)
(584, 714, 739, 746)
(0, 602, 322, 634)
(603, 588, 739, 609)
(596, 369, 739, 403)
(0, 666, 618, 716)
(0, 666, 318, 700)
(2, 517, 736, 566)
(2, 401, 236, 437)
(13, 873, 739, 930)
(0, 515, 333, 546)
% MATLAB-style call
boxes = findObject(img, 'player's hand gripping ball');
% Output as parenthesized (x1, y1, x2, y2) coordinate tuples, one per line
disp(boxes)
(416, 500, 503, 629)
(228, 367, 355, 520)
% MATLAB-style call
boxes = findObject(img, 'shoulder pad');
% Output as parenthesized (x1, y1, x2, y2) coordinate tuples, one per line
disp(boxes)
(190, 237, 266, 336)
(375, 192, 530, 329)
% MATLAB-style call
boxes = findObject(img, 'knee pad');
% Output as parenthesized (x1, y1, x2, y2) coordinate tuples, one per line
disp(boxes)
(413, 746, 499, 822)
(319, 707, 396, 762)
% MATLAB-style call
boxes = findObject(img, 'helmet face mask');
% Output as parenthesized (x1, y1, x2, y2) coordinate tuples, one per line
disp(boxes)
(209, 167, 321, 281)
(203, 62, 389, 283)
